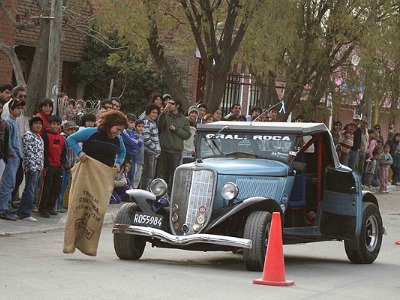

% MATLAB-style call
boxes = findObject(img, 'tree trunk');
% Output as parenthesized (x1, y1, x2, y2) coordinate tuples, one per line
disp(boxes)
(258, 83, 268, 109)
(206, 72, 226, 114)
(266, 71, 280, 107)
(25, 20, 50, 116)
(148, 43, 189, 111)
(203, 69, 213, 105)
(146, 10, 189, 112)
(279, 83, 304, 121)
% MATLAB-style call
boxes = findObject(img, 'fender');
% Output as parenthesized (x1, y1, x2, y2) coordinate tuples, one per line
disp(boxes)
(205, 197, 282, 231)
(362, 191, 379, 209)
(125, 189, 156, 215)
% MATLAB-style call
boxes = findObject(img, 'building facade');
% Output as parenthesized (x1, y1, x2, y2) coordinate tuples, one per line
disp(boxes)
(0, 0, 88, 98)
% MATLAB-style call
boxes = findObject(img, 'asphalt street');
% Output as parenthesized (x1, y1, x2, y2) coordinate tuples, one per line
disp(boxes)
(0, 189, 400, 300)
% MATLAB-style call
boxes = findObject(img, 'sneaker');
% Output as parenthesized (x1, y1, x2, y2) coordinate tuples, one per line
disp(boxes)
(0, 211, 18, 221)
(39, 210, 51, 218)
(57, 208, 67, 213)
(32, 205, 39, 213)
(47, 209, 58, 216)
(21, 216, 38, 222)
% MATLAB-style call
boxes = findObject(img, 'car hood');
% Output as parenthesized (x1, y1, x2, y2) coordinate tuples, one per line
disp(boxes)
(193, 158, 289, 176)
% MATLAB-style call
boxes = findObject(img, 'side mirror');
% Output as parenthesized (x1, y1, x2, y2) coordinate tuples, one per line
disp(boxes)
(182, 156, 196, 164)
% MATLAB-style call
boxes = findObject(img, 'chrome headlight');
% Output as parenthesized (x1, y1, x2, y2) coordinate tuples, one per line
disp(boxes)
(221, 182, 238, 200)
(149, 178, 168, 196)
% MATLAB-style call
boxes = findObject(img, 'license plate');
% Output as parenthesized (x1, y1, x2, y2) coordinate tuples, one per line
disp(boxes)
(132, 212, 163, 229)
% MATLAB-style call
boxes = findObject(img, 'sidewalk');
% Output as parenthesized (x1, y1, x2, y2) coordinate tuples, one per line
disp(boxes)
(0, 203, 123, 237)
(367, 182, 399, 193)
(1, 184, 399, 237)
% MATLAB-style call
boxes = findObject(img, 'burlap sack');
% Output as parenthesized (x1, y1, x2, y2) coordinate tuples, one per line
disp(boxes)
(63, 156, 117, 256)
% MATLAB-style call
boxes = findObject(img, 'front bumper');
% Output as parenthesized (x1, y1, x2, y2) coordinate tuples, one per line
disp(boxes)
(113, 224, 252, 249)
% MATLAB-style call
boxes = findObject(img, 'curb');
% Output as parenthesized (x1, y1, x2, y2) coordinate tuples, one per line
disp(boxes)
(0, 211, 117, 237)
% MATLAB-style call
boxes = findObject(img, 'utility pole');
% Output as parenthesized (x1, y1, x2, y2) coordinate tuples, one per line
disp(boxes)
(45, 0, 63, 115)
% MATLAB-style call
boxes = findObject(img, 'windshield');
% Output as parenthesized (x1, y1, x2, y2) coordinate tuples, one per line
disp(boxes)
(198, 132, 297, 163)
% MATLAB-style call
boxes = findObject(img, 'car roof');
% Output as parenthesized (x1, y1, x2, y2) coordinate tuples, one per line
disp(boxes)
(197, 121, 329, 135)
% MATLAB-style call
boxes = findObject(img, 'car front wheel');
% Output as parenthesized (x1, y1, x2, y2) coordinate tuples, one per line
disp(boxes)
(243, 211, 272, 271)
(114, 203, 146, 260)
(344, 202, 383, 264)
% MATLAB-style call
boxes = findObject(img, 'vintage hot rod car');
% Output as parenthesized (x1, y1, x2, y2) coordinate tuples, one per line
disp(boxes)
(113, 121, 384, 271)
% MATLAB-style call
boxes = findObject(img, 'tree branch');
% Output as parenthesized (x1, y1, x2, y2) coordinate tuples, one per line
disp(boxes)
(0, 37, 25, 85)
(0, 0, 38, 30)
(64, 23, 128, 50)
(179, 0, 214, 72)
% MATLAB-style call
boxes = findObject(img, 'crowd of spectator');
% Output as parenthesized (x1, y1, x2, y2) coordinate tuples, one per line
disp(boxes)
(332, 114, 400, 192)
(1, 81, 399, 223)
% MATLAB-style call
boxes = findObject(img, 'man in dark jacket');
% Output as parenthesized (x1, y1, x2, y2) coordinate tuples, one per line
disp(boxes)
(157, 98, 190, 192)
(344, 114, 362, 170)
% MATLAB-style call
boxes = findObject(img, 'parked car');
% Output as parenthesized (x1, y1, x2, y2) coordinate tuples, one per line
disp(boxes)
(113, 121, 384, 271)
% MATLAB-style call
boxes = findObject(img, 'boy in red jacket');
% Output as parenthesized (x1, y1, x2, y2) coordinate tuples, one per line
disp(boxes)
(39, 115, 66, 218)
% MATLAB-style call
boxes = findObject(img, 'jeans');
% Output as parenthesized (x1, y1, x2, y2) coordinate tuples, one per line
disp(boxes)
(112, 185, 130, 203)
(132, 163, 143, 189)
(12, 160, 24, 201)
(18, 170, 41, 218)
(40, 166, 62, 212)
(125, 153, 135, 187)
(140, 151, 158, 191)
(357, 151, 366, 177)
(57, 169, 71, 210)
(344, 149, 359, 170)
(0, 156, 20, 212)
(157, 151, 181, 194)
(0, 159, 5, 179)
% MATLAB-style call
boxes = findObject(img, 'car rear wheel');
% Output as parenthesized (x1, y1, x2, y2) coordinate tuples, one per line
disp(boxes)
(243, 211, 272, 271)
(344, 202, 383, 264)
(114, 203, 146, 260)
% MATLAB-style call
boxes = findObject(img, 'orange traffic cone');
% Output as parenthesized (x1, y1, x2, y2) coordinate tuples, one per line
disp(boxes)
(253, 212, 294, 286)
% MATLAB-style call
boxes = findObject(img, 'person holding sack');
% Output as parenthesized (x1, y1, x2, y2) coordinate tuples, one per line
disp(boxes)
(63, 110, 127, 256)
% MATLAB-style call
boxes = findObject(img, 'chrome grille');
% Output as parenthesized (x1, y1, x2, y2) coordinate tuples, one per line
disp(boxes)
(235, 178, 278, 200)
(170, 168, 215, 235)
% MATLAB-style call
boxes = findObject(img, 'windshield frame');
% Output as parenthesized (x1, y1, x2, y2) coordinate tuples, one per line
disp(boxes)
(196, 130, 300, 163)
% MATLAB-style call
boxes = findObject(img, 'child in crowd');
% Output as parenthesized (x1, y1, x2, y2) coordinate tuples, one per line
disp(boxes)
(365, 149, 379, 188)
(79, 113, 96, 129)
(0, 101, 9, 179)
(17, 116, 44, 222)
(378, 144, 393, 193)
(110, 160, 131, 204)
(39, 115, 66, 218)
(64, 99, 75, 121)
(122, 114, 144, 188)
(73, 99, 85, 125)
(37, 98, 53, 135)
(0, 99, 25, 221)
(57, 121, 79, 212)
(366, 129, 378, 159)
(132, 120, 144, 188)
(338, 123, 357, 163)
